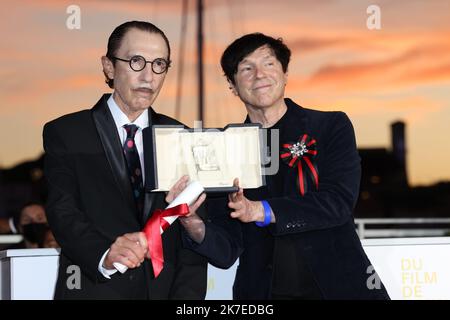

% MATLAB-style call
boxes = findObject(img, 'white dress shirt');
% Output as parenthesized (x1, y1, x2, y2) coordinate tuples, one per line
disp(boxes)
(98, 94, 149, 278)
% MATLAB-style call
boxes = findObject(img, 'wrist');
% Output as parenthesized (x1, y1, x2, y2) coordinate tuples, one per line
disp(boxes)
(253, 201, 265, 222)
(255, 200, 271, 227)
(103, 253, 113, 270)
(181, 216, 205, 244)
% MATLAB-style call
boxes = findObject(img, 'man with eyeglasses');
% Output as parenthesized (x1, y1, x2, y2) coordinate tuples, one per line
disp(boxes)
(42, 21, 240, 299)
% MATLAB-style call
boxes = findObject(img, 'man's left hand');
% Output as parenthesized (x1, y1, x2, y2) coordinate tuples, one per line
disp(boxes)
(165, 175, 206, 215)
(228, 178, 265, 223)
(166, 175, 207, 243)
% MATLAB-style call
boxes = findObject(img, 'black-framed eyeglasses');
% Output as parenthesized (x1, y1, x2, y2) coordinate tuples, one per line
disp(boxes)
(111, 55, 170, 74)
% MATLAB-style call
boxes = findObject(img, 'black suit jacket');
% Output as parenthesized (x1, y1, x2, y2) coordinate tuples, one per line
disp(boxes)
(191, 98, 390, 300)
(43, 94, 207, 299)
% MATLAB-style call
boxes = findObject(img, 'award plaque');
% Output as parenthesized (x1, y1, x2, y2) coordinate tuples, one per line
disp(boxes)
(143, 124, 265, 192)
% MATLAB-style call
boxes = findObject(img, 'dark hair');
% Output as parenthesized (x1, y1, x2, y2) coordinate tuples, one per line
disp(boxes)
(103, 21, 171, 88)
(220, 33, 291, 85)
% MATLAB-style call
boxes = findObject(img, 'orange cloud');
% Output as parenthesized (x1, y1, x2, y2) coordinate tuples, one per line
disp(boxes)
(292, 41, 450, 92)
(1, 73, 102, 108)
(398, 63, 450, 84)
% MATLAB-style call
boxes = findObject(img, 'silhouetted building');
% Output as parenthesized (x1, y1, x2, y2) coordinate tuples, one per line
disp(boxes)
(355, 121, 450, 218)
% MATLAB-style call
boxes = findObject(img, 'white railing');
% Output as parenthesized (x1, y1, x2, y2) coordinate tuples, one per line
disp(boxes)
(355, 218, 450, 239)
(0, 234, 23, 244)
(2, 218, 450, 244)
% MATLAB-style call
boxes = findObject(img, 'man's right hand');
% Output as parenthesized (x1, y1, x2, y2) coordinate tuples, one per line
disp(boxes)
(103, 232, 148, 270)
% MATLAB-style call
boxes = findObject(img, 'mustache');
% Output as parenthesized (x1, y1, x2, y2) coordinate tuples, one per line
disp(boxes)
(134, 84, 154, 91)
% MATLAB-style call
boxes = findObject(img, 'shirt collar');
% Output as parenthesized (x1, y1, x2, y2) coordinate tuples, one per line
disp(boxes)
(107, 94, 149, 130)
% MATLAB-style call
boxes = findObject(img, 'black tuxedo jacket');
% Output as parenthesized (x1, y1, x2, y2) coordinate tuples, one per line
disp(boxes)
(43, 94, 207, 299)
(192, 98, 390, 300)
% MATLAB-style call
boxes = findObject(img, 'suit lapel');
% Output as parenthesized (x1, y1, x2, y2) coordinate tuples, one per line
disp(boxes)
(143, 192, 158, 224)
(143, 108, 166, 223)
(283, 98, 309, 141)
(91, 94, 137, 218)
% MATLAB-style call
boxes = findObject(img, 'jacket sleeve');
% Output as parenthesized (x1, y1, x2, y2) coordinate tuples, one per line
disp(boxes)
(181, 197, 243, 269)
(43, 122, 112, 283)
(169, 224, 208, 299)
(268, 112, 361, 236)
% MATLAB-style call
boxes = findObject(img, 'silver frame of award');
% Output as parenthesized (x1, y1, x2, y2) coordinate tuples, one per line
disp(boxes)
(149, 124, 265, 192)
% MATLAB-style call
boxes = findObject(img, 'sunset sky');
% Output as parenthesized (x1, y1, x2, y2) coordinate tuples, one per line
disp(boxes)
(0, 0, 449, 186)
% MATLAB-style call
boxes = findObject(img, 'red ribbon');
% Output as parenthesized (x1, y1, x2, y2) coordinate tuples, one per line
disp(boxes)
(142, 203, 190, 278)
(280, 134, 319, 196)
